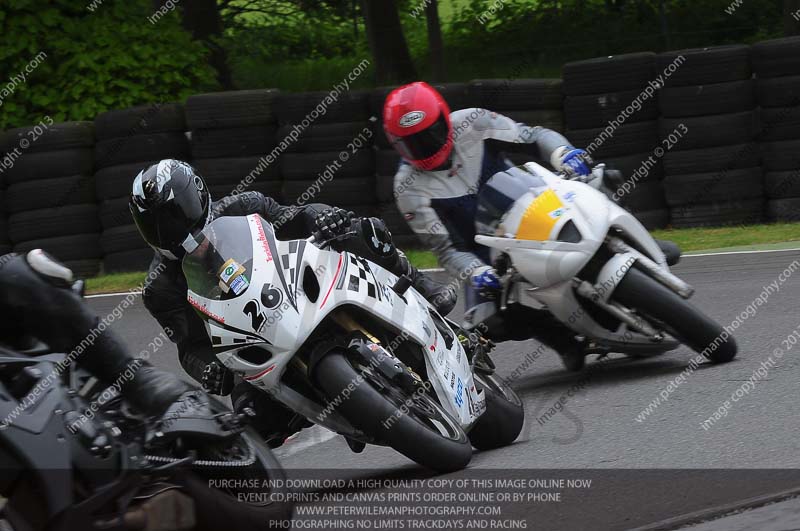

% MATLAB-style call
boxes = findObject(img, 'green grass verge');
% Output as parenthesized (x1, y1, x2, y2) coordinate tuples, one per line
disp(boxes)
(403, 248, 441, 270)
(651, 222, 800, 252)
(86, 271, 149, 295)
(84, 222, 800, 294)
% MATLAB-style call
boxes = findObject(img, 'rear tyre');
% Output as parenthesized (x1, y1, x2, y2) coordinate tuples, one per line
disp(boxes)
(614, 267, 737, 363)
(315, 350, 472, 472)
(468, 372, 524, 451)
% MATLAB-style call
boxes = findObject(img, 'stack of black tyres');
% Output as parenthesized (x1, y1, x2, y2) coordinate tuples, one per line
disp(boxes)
(2, 122, 101, 278)
(752, 37, 800, 221)
(467, 78, 565, 167)
(188, 90, 283, 208)
(93, 103, 189, 272)
(658, 45, 762, 228)
(0, 132, 10, 256)
(370, 83, 475, 247)
(277, 90, 376, 219)
(563, 53, 668, 229)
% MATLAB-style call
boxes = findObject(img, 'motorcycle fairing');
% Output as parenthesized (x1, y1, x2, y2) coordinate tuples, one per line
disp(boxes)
(477, 162, 666, 289)
(185, 214, 484, 428)
(475, 162, 675, 349)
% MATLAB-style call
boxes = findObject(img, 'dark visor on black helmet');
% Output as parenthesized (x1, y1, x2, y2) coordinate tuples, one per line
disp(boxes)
(130, 161, 210, 259)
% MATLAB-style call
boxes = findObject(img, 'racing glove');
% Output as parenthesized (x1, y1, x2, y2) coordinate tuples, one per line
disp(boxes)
(472, 265, 502, 297)
(552, 146, 595, 179)
(314, 207, 355, 240)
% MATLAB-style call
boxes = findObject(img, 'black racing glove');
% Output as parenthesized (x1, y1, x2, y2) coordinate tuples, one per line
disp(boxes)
(314, 207, 355, 240)
(201, 361, 235, 396)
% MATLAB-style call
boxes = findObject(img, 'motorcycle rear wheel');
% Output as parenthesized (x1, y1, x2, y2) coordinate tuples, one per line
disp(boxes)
(468, 372, 524, 451)
(181, 429, 293, 530)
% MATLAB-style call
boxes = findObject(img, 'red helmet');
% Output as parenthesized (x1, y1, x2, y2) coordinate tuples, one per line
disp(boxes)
(383, 82, 453, 170)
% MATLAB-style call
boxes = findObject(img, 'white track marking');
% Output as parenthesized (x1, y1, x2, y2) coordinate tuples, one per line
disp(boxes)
(274, 425, 338, 458)
(86, 247, 800, 299)
(684, 247, 800, 258)
(86, 290, 142, 299)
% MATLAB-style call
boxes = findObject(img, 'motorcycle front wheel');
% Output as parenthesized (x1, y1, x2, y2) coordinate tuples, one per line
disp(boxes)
(180, 428, 294, 530)
(315, 350, 473, 473)
(613, 267, 737, 363)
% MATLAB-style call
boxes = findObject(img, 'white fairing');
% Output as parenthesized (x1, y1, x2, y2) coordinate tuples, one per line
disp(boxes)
(476, 162, 674, 347)
(186, 215, 484, 430)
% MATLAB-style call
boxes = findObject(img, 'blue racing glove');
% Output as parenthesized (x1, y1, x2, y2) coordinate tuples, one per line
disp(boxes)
(472, 265, 501, 295)
(557, 147, 594, 178)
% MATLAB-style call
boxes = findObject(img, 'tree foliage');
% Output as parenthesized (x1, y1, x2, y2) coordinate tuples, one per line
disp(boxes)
(446, 0, 783, 66)
(0, 0, 789, 127)
(0, 0, 216, 129)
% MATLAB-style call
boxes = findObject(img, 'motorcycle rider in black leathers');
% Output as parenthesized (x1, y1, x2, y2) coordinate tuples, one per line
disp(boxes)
(0, 249, 192, 417)
(129, 159, 456, 446)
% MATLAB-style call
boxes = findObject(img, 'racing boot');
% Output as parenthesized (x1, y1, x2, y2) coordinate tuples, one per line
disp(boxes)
(476, 302, 587, 372)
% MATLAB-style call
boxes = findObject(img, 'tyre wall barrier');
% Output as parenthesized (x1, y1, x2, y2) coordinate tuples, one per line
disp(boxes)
(0, 37, 797, 276)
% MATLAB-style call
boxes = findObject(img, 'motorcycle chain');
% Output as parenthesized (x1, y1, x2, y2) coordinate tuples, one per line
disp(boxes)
(144, 437, 257, 468)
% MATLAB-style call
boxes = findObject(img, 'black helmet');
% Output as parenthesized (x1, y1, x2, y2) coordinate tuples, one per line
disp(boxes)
(130, 159, 210, 259)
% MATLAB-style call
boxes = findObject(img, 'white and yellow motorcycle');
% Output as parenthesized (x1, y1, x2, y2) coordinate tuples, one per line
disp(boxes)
(181, 214, 523, 472)
(472, 162, 737, 366)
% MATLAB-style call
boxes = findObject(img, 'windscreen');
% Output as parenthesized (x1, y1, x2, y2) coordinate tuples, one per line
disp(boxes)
(182, 216, 256, 301)
(475, 166, 547, 235)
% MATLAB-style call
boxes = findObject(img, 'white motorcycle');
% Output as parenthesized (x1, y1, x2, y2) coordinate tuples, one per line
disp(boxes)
(471, 162, 737, 367)
(181, 214, 524, 472)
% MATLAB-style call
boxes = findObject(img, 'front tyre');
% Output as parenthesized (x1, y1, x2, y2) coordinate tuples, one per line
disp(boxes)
(468, 372, 524, 451)
(614, 267, 737, 363)
(179, 429, 293, 530)
(315, 350, 472, 473)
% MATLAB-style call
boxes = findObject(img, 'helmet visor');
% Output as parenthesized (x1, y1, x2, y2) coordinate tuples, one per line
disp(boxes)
(390, 114, 450, 162)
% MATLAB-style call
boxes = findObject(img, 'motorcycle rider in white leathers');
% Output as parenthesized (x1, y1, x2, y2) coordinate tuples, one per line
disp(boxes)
(383, 82, 679, 371)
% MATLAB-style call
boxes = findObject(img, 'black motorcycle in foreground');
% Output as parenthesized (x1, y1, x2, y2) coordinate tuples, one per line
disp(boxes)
(0, 341, 291, 531)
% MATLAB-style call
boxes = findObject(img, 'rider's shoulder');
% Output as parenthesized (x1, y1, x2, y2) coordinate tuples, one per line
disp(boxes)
(450, 108, 498, 138)
(450, 107, 488, 123)
(212, 191, 268, 216)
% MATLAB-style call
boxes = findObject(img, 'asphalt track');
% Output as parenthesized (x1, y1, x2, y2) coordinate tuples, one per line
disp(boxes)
(88, 249, 800, 530)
